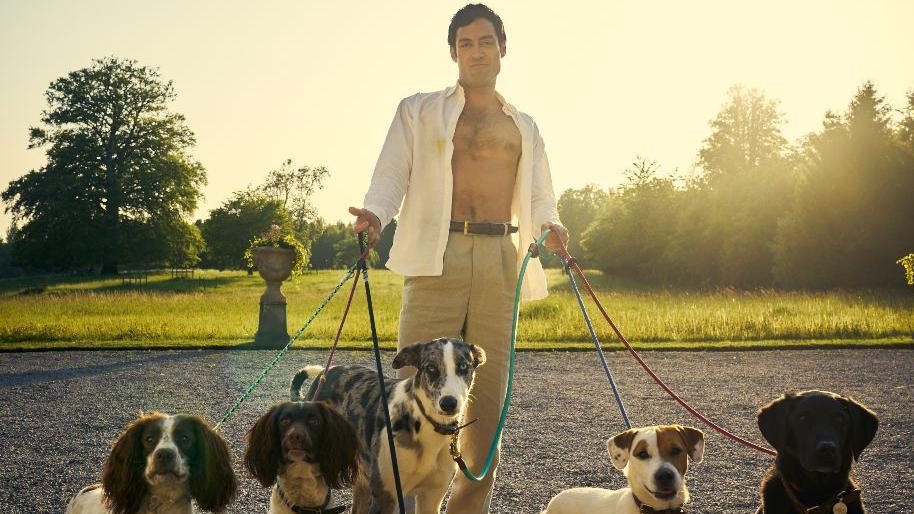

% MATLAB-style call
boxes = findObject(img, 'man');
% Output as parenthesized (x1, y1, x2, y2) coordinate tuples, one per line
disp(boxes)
(349, 4, 568, 513)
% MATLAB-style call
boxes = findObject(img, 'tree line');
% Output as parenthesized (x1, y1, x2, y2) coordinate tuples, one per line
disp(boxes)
(560, 84, 913, 288)
(1, 58, 911, 287)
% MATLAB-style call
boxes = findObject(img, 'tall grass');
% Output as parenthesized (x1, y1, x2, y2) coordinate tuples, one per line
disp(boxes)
(0, 269, 911, 348)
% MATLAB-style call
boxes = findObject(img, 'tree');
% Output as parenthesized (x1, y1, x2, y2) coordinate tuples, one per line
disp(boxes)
(699, 85, 787, 182)
(309, 221, 349, 269)
(1, 57, 205, 273)
(695, 86, 792, 286)
(308, 220, 385, 269)
(556, 185, 608, 267)
(200, 190, 291, 270)
(259, 159, 329, 235)
(774, 82, 914, 287)
(583, 158, 679, 281)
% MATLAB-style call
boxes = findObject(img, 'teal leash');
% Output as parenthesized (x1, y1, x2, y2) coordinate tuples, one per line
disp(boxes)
(452, 229, 552, 481)
(214, 261, 360, 432)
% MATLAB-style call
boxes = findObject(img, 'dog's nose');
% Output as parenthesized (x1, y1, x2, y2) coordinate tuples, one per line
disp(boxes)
(816, 441, 837, 457)
(154, 448, 176, 464)
(654, 468, 675, 487)
(439, 396, 458, 414)
(287, 430, 310, 447)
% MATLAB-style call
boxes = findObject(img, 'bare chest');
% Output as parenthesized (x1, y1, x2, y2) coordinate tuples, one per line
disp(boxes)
(452, 109, 521, 163)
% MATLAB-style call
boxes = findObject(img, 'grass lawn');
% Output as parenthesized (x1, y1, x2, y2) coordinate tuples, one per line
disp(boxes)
(1, 269, 911, 351)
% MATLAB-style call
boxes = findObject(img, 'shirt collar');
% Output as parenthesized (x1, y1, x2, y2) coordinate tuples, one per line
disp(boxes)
(446, 81, 518, 116)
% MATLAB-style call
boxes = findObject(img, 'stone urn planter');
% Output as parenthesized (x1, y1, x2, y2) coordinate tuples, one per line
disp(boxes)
(253, 246, 294, 348)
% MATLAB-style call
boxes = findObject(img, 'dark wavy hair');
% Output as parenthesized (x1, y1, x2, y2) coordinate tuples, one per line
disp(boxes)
(448, 4, 506, 48)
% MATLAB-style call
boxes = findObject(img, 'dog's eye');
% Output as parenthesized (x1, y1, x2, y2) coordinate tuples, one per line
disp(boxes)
(308, 417, 320, 426)
(144, 435, 155, 444)
(798, 414, 808, 422)
(425, 364, 438, 375)
(670, 447, 682, 456)
(636, 450, 650, 460)
(280, 417, 291, 426)
(457, 362, 469, 372)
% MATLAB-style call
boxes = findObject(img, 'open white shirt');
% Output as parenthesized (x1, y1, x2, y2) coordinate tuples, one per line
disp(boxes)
(363, 82, 561, 301)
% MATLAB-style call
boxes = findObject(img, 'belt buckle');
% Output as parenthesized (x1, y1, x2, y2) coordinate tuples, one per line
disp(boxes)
(502, 223, 509, 236)
(463, 221, 469, 235)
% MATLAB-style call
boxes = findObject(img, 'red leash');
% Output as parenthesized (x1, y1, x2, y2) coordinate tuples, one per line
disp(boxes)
(311, 247, 370, 400)
(554, 244, 776, 456)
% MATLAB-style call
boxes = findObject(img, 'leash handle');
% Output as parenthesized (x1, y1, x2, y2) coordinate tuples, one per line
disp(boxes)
(358, 232, 407, 514)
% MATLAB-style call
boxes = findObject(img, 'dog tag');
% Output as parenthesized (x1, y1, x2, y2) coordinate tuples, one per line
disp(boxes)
(832, 501, 847, 514)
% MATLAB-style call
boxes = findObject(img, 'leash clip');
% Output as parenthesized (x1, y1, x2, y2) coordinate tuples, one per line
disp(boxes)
(528, 242, 540, 258)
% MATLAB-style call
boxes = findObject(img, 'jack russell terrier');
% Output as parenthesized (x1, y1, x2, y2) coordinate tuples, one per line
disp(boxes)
(543, 425, 705, 514)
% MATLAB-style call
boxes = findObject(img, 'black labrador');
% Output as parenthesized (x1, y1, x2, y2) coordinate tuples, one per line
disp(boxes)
(755, 390, 878, 513)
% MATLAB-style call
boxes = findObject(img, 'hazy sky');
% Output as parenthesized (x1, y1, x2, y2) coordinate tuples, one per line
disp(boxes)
(2, 1, 912, 236)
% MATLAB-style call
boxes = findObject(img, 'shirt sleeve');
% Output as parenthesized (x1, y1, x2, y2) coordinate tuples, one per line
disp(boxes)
(530, 120, 562, 232)
(363, 96, 415, 230)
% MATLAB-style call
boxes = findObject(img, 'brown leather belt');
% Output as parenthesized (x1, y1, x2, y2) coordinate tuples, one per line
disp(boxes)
(449, 220, 518, 236)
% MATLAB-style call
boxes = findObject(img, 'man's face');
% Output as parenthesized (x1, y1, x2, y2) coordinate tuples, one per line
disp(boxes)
(450, 17, 506, 89)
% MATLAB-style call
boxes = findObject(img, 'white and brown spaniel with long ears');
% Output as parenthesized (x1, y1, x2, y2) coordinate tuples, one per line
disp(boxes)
(66, 412, 237, 514)
(244, 401, 361, 514)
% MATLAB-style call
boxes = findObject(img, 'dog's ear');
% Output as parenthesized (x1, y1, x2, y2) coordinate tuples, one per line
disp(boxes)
(244, 403, 284, 487)
(187, 415, 238, 512)
(758, 392, 795, 452)
(103, 413, 156, 514)
(469, 344, 486, 368)
(315, 402, 361, 489)
(392, 344, 423, 370)
(607, 429, 638, 470)
(841, 396, 878, 461)
(675, 425, 705, 463)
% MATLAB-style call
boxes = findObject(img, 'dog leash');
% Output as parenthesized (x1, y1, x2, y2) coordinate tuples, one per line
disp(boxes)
(553, 241, 777, 457)
(450, 230, 554, 481)
(311, 260, 363, 400)
(359, 233, 407, 514)
(559, 251, 632, 429)
(213, 250, 368, 432)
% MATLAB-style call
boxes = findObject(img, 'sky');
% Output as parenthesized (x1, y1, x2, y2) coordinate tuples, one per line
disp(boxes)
(1, 0, 912, 237)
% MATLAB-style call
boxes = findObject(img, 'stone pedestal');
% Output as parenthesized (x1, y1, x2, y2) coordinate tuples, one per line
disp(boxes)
(253, 246, 294, 348)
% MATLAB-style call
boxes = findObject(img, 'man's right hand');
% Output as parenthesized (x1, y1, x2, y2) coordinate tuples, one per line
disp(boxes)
(349, 207, 382, 248)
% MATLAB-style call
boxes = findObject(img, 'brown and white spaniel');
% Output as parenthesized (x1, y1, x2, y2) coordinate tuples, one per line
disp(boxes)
(66, 412, 237, 514)
(244, 401, 360, 514)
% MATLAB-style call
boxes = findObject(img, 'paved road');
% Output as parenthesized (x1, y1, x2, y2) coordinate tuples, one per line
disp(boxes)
(1, 349, 911, 513)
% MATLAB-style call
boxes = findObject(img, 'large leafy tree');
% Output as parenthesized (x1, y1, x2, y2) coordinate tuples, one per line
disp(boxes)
(1, 57, 205, 273)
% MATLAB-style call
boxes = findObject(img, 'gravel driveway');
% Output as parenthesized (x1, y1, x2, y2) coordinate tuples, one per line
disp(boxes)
(1, 349, 911, 513)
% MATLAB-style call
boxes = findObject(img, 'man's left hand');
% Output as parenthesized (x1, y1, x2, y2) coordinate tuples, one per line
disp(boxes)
(541, 222, 569, 254)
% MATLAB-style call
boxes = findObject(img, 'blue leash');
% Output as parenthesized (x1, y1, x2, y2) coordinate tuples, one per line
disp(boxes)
(559, 254, 632, 429)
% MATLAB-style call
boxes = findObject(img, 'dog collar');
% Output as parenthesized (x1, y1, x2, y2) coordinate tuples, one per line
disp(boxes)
(275, 484, 347, 514)
(414, 396, 462, 435)
(778, 472, 861, 514)
(631, 491, 684, 514)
